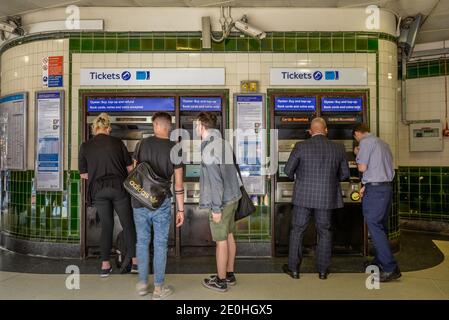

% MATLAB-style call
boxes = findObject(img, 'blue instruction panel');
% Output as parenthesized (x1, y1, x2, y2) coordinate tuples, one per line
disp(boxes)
(87, 97, 175, 112)
(274, 97, 316, 112)
(180, 97, 222, 111)
(321, 97, 363, 112)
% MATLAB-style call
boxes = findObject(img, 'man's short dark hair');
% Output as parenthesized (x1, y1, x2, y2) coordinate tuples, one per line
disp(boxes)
(152, 111, 172, 124)
(197, 112, 217, 130)
(352, 123, 370, 135)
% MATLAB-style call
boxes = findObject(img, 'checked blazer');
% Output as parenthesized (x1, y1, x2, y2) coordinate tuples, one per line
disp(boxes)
(284, 134, 350, 210)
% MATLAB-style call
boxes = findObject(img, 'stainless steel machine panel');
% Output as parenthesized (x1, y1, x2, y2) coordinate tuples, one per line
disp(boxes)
(276, 182, 294, 203)
(184, 182, 200, 204)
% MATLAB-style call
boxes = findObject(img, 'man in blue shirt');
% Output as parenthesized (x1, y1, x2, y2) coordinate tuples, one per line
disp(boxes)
(353, 123, 401, 282)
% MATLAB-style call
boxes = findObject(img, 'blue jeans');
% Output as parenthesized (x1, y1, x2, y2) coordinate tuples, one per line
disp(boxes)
(362, 184, 397, 272)
(133, 198, 171, 286)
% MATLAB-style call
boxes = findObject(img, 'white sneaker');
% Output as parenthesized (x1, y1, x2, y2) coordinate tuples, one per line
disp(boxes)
(152, 285, 174, 300)
(136, 282, 149, 296)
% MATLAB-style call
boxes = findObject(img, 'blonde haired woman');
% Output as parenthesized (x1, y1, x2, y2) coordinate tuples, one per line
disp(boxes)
(79, 113, 137, 277)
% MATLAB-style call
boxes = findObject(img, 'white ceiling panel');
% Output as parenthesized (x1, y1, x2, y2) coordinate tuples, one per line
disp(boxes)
(0, 0, 448, 43)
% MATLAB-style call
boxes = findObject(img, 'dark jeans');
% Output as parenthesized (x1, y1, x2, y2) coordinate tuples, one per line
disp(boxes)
(288, 206, 333, 273)
(362, 184, 397, 272)
(93, 187, 136, 262)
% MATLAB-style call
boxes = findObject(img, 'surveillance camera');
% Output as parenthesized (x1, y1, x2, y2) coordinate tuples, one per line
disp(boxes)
(0, 22, 15, 34)
(234, 19, 266, 40)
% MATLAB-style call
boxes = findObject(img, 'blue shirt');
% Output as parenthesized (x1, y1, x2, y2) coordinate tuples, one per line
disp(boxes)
(356, 134, 395, 184)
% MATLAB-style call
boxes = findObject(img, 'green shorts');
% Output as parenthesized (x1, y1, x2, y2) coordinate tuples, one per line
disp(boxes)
(209, 201, 238, 242)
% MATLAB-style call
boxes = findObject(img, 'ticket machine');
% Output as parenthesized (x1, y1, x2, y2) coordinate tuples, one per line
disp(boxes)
(177, 95, 226, 255)
(320, 94, 367, 254)
(271, 92, 368, 256)
(82, 94, 177, 257)
(271, 95, 318, 255)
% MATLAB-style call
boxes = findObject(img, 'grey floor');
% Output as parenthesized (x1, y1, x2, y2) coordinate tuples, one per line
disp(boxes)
(0, 230, 448, 299)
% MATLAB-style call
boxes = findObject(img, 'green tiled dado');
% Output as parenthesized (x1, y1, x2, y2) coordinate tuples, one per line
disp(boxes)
(397, 166, 449, 222)
(406, 58, 449, 79)
(0, 31, 397, 55)
(0, 170, 81, 243)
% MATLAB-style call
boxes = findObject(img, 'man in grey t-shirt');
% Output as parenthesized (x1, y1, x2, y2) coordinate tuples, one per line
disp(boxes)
(353, 123, 401, 282)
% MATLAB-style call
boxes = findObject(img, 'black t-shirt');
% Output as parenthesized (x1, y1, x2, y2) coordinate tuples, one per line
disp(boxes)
(79, 134, 132, 204)
(132, 136, 182, 208)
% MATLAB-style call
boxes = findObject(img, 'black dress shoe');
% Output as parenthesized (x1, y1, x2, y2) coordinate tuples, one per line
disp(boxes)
(282, 264, 299, 279)
(318, 272, 328, 280)
(380, 266, 401, 282)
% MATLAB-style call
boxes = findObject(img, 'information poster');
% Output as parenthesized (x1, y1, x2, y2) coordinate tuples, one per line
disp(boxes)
(35, 91, 64, 191)
(0, 93, 27, 170)
(234, 94, 265, 195)
(42, 56, 63, 87)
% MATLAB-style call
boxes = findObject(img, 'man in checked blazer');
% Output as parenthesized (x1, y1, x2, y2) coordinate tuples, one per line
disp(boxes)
(282, 117, 350, 280)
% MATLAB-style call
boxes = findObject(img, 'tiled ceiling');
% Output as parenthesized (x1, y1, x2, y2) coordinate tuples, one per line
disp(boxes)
(0, 0, 448, 44)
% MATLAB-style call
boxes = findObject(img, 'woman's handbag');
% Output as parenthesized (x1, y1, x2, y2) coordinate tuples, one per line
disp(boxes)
(233, 156, 257, 221)
(123, 142, 171, 210)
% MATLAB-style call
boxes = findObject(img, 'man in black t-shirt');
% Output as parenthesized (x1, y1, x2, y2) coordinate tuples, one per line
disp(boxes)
(132, 112, 184, 300)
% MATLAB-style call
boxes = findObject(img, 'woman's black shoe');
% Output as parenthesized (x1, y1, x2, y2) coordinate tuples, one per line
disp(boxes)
(100, 267, 112, 278)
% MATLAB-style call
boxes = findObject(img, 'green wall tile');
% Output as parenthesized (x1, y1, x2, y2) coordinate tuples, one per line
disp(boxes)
(309, 38, 320, 52)
(273, 38, 284, 52)
(332, 38, 343, 52)
(141, 38, 153, 51)
(285, 38, 296, 52)
(212, 40, 225, 51)
(261, 37, 272, 51)
(367, 38, 378, 51)
(356, 37, 368, 51)
(224, 38, 236, 51)
(153, 38, 164, 51)
(176, 38, 188, 50)
(165, 38, 176, 51)
(344, 38, 355, 52)
(237, 38, 249, 51)
(249, 39, 261, 52)
(81, 38, 93, 52)
(189, 38, 201, 50)
(117, 38, 128, 52)
(69, 38, 80, 52)
(93, 39, 104, 52)
(105, 38, 117, 52)
(129, 38, 141, 51)
(297, 38, 308, 52)
(407, 67, 418, 78)
(418, 65, 429, 77)
(320, 38, 331, 52)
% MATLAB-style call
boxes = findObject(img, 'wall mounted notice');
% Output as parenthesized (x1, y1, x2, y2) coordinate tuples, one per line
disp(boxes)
(35, 91, 64, 191)
(0, 93, 27, 170)
(180, 97, 222, 111)
(321, 97, 363, 112)
(234, 94, 266, 195)
(274, 97, 316, 112)
(42, 56, 63, 87)
(87, 97, 175, 112)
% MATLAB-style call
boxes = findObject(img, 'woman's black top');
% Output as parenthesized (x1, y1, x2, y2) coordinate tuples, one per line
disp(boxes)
(79, 134, 132, 205)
